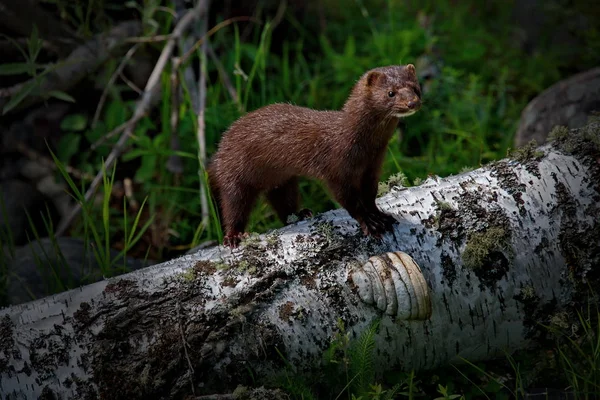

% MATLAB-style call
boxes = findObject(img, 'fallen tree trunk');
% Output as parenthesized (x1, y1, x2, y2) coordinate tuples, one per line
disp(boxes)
(1, 123, 599, 399)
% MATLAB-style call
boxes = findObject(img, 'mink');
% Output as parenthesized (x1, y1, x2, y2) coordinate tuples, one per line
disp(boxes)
(208, 64, 422, 247)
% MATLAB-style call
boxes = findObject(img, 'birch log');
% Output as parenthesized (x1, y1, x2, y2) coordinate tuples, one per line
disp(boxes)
(1, 123, 599, 399)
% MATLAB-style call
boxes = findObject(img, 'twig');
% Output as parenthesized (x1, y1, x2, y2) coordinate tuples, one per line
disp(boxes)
(167, 56, 184, 175)
(156, 6, 178, 18)
(92, 43, 140, 129)
(196, 2, 211, 230)
(90, 121, 128, 151)
(206, 42, 239, 105)
(123, 178, 138, 210)
(270, 0, 288, 32)
(15, 142, 94, 181)
(55, 0, 210, 236)
(166, 0, 196, 175)
(0, 81, 25, 98)
(180, 16, 259, 67)
(118, 71, 143, 94)
(125, 34, 174, 43)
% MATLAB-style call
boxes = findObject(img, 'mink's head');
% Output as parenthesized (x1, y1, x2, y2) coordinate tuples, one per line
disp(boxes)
(346, 64, 422, 118)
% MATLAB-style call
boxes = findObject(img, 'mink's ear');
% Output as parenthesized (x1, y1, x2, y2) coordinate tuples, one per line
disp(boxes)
(366, 71, 382, 87)
(405, 64, 416, 75)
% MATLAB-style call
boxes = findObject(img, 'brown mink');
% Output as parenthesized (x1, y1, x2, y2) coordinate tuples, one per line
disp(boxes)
(208, 64, 422, 247)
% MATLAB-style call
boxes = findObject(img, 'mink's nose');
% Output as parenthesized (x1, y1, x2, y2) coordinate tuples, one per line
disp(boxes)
(407, 99, 421, 109)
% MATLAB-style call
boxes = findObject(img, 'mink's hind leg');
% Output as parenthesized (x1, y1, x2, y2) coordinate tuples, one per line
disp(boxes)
(220, 184, 259, 248)
(266, 177, 311, 224)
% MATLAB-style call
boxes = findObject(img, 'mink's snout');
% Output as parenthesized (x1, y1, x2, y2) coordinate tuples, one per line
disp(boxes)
(407, 98, 421, 110)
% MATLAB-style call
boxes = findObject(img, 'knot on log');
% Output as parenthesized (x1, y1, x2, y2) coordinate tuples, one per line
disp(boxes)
(350, 252, 432, 320)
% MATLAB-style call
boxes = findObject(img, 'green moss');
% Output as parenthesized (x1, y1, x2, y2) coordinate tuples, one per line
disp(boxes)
(520, 285, 537, 300)
(459, 166, 476, 174)
(552, 122, 600, 155)
(377, 182, 389, 197)
(178, 268, 197, 282)
(436, 200, 453, 212)
(462, 226, 510, 269)
(236, 260, 250, 271)
(582, 122, 600, 149)
(241, 232, 262, 246)
(286, 214, 300, 224)
(413, 177, 423, 186)
(377, 172, 409, 196)
(215, 261, 230, 271)
(314, 221, 336, 242)
(548, 125, 570, 142)
(266, 232, 281, 247)
(549, 311, 570, 330)
(510, 140, 544, 163)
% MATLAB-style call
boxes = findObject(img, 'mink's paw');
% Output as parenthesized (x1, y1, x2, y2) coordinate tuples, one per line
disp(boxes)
(297, 208, 314, 220)
(360, 210, 396, 238)
(223, 232, 248, 248)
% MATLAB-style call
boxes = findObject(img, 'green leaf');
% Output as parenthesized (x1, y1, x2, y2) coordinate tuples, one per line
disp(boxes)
(49, 90, 76, 103)
(105, 100, 127, 130)
(0, 63, 34, 76)
(134, 154, 156, 182)
(85, 120, 104, 140)
(57, 132, 81, 163)
(2, 80, 37, 114)
(27, 25, 41, 62)
(60, 114, 88, 131)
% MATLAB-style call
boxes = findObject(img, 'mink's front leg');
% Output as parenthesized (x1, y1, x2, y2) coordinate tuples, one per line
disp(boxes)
(328, 177, 395, 238)
(357, 165, 396, 237)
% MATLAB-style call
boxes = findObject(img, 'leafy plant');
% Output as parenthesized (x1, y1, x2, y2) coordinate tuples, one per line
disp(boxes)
(49, 149, 153, 276)
(0, 26, 75, 114)
(547, 304, 600, 400)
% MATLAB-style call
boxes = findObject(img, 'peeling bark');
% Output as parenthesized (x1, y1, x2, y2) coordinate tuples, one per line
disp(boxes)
(1, 123, 599, 399)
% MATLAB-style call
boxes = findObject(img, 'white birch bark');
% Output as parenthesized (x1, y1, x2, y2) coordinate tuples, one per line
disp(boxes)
(1, 123, 599, 399)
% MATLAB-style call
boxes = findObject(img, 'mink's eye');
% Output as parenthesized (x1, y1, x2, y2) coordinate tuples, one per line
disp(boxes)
(388, 91, 395, 98)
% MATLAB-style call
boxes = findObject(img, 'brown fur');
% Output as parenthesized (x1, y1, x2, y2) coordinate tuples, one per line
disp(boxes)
(208, 65, 422, 247)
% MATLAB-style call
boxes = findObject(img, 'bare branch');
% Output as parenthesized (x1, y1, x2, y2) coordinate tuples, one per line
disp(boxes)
(118, 70, 143, 94)
(167, 56, 184, 175)
(207, 42, 239, 105)
(166, 0, 198, 175)
(90, 121, 128, 151)
(270, 0, 287, 31)
(125, 34, 174, 43)
(92, 44, 141, 129)
(197, 3, 211, 230)
(15, 142, 94, 181)
(179, 16, 259, 67)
